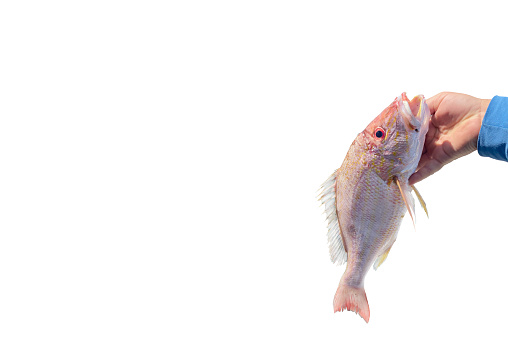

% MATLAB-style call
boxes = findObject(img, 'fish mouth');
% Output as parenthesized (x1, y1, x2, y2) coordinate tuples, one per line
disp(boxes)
(399, 93, 429, 131)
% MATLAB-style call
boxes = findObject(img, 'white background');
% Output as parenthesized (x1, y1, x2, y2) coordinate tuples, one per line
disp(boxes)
(1, 0, 507, 338)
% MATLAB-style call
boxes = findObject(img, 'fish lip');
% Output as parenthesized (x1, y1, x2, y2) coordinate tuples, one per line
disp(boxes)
(398, 93, 429, 131)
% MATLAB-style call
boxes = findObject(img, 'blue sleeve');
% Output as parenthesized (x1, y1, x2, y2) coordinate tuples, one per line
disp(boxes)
(477, 96, 508, 162)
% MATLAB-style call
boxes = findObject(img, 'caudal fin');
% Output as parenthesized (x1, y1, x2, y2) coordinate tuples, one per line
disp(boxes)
(333, 283, 370, 323)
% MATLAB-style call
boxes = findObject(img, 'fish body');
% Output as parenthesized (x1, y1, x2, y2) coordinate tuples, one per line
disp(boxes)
(318, 93, 431, 322)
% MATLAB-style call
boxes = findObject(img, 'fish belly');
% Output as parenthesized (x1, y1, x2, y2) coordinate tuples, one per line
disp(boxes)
(337, 168, 406, 287)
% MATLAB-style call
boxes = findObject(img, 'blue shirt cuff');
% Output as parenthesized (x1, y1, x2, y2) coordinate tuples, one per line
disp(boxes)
(477, 95, 508, 162)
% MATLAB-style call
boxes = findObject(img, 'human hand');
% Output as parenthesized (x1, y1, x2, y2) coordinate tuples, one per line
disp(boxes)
(408, 92, 491, 185)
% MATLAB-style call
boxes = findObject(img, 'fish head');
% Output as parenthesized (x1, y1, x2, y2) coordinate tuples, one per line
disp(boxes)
(362, 93, 431, 181)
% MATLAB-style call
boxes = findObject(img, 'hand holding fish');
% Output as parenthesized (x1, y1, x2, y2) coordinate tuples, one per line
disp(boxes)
(409, 92, 491, 185)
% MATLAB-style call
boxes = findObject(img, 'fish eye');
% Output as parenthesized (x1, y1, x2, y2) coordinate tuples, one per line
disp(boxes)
(374, 127, 385, 139)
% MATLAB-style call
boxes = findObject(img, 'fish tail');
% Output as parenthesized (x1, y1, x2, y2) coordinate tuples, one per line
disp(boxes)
(333, 282, 370, 323)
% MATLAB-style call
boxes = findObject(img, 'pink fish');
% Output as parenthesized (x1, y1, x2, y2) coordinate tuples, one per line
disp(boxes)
(318, 93, 431, 323)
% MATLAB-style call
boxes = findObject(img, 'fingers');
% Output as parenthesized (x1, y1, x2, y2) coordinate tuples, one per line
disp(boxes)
(408, 172, 423, 186)
(426, 92, 449, 115)
(408, 158, 444, 185)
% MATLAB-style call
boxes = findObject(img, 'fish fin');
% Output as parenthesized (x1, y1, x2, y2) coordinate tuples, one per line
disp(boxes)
(318, 171, 347, 266)
(333, 282, 370, 323)
(411, 184, 429, 218)
(373, 245, 393, 271)
(394, 177, 416, 229)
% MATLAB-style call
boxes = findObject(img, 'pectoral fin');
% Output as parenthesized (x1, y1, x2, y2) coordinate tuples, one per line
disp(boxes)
(394, 177, 416, 229)
(411, 184, 428, 218)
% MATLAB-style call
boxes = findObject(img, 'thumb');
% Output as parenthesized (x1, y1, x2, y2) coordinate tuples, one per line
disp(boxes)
(408, 158, 444, 185)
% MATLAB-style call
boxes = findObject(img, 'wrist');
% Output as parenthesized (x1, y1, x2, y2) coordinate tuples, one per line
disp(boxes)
(479, 98, 491, 123)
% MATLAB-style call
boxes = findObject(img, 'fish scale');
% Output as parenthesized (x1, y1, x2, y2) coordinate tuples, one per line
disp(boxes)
(318, 93, 431, 323)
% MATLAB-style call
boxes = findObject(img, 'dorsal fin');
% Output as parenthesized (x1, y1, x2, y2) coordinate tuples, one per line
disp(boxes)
(318, 171, 347, 265)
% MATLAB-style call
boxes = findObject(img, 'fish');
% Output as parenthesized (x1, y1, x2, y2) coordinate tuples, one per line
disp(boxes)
(317, 93, 431, 323)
